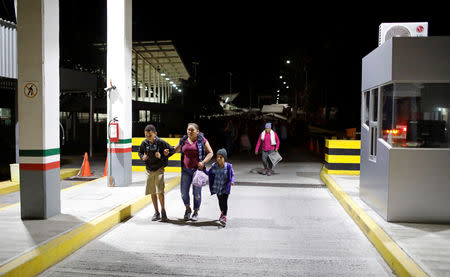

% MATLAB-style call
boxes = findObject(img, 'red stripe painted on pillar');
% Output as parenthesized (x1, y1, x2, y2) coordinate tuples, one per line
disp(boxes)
(107, 147, 132, 153)
(20, 161, 60, 171)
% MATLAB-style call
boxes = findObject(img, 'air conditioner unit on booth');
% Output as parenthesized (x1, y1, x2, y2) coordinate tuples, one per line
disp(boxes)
(378, 22, 428, 46)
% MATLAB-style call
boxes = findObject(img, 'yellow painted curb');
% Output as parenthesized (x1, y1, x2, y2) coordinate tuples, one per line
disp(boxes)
(0, 175, 181, 277)
(0, 182, 19, 196)
(0, 169, 80, 196)
(320, 170, 428, 277)
(60, 168, 80, 180)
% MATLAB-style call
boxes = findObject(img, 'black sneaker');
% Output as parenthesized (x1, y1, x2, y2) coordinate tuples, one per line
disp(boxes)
(161, 210, 168, 221)
(152, 212, 161, 221)
(184, 208, 192, 220)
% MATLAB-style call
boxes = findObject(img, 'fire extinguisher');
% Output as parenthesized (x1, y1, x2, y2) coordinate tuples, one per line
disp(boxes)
(107, 117, 119, 187)
(109, 118, 119, 143)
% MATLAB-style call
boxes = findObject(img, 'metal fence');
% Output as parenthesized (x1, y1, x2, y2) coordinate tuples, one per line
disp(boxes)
(0, 18, 17, 79)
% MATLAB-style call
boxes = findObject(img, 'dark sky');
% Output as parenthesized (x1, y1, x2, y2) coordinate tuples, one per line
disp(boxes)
(4, 0, 450, 112)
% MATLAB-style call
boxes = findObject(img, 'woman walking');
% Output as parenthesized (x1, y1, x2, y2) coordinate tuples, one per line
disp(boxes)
(174, 123, 213, 221)
(255, 122, 280, 176)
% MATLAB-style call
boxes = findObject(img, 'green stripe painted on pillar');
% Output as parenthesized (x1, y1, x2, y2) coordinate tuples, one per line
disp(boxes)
(106, 138, 132, 144)
(19, 148, 60, 157)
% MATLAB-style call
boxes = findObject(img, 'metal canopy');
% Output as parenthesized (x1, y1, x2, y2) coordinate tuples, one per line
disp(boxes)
(133, 40, 189, 86)
(94, 40, 189, 86)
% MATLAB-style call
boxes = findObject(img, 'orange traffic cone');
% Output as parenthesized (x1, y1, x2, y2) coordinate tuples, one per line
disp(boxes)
(309, 137, 314, 151)
(102, 157, 108, 177)
(78, 152, 92, 177)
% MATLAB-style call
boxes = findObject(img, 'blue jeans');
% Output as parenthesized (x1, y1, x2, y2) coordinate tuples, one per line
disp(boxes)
(180, 168, 202, 211)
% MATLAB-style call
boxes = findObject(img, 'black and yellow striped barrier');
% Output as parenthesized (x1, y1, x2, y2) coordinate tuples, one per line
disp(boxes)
(324, 139, 360, 175)
(132, 138, 181, 173)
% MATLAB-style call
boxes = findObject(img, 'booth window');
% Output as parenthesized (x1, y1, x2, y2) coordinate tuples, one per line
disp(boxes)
(381, 83, 450, 148)
(362, 90, 370, 126)
(369, 88, 379, 160)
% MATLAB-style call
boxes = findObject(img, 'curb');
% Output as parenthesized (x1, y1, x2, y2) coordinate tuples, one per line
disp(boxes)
(60, 168, 81, 180)
(320, 169, 428, 277)
(0, 182, 19, 196)
(0, 168, 80, 196)
(0, 175, 181, 277)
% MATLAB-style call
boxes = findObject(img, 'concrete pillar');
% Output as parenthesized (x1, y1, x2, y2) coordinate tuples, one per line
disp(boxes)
(107, 0, 132, 187)
(157, 73, 160, 103)
(134, 52, 138, 101)
(17, 0, 60, 219)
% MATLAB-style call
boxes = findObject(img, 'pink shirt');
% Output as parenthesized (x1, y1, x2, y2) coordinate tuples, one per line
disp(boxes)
(255, 131, 280, 152)
(182, 138, 208, 169)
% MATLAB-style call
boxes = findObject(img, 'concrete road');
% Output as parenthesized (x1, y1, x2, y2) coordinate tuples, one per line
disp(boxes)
(39, 150, 394, 276)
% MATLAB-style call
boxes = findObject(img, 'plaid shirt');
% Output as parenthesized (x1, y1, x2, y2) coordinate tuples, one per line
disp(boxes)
(210, 162, 228, 195)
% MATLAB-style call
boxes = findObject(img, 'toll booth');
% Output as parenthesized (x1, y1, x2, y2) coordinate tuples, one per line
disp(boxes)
(360, 37, 450, 223)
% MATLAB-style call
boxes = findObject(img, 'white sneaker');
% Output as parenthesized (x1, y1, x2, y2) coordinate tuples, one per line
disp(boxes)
(191, 212, 198, 221)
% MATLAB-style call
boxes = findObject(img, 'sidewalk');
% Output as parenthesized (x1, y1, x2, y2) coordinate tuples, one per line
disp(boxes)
(0, 171, 180, 276)
(321, 172, 450, 277)
(0, 168, 79, 196)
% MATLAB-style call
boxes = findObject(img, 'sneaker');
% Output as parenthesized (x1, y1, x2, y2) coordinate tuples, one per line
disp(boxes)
(152, 212, 161, 221)
(267, 171, 272, 176)
(262, 169, 268, 175)
(191, 211, 198, 221)
(219, 213, 223, 221)
(219, 215, 227, 225)
(184, 208, 192, 221)
(161, 210, 168, 221)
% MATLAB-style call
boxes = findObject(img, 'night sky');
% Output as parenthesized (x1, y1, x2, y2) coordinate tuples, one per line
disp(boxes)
(3, 0, 450, 125)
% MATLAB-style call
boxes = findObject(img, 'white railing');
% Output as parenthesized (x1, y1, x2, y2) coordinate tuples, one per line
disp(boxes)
(0, 18, 17, 79)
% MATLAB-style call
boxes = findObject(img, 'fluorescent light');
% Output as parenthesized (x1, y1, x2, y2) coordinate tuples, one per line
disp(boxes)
(161, 73, 166, 76)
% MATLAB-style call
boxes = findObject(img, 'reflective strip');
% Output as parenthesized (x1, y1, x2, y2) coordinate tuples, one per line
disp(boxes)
(325, 140, 361, 149)
(20, 161, 60, 171)
(325, 154, 360, 164)
(132, 166, 181, 173)
(19, 155, 60, 164)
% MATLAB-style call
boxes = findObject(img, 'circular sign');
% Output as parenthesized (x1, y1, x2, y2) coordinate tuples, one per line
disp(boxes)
(417, 25, 424, 33)
(24, 83, 38, 98)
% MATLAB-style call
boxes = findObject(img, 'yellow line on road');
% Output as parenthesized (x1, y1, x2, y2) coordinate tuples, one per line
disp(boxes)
(0, 175, 181, 277)
(320, 170, 428, 277)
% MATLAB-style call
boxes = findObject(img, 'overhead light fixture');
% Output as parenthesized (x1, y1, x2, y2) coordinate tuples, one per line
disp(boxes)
(286, 60, 291, 64)
(165, 78, 170, 81)
(169, 81, 174, 84)
(283, 82, 286, 85)
(161, 73, 166, 76)
(279, 76, 283, 79)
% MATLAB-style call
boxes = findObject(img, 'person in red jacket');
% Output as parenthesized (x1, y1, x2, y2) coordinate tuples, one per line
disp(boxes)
(255, 122, 280, 176)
